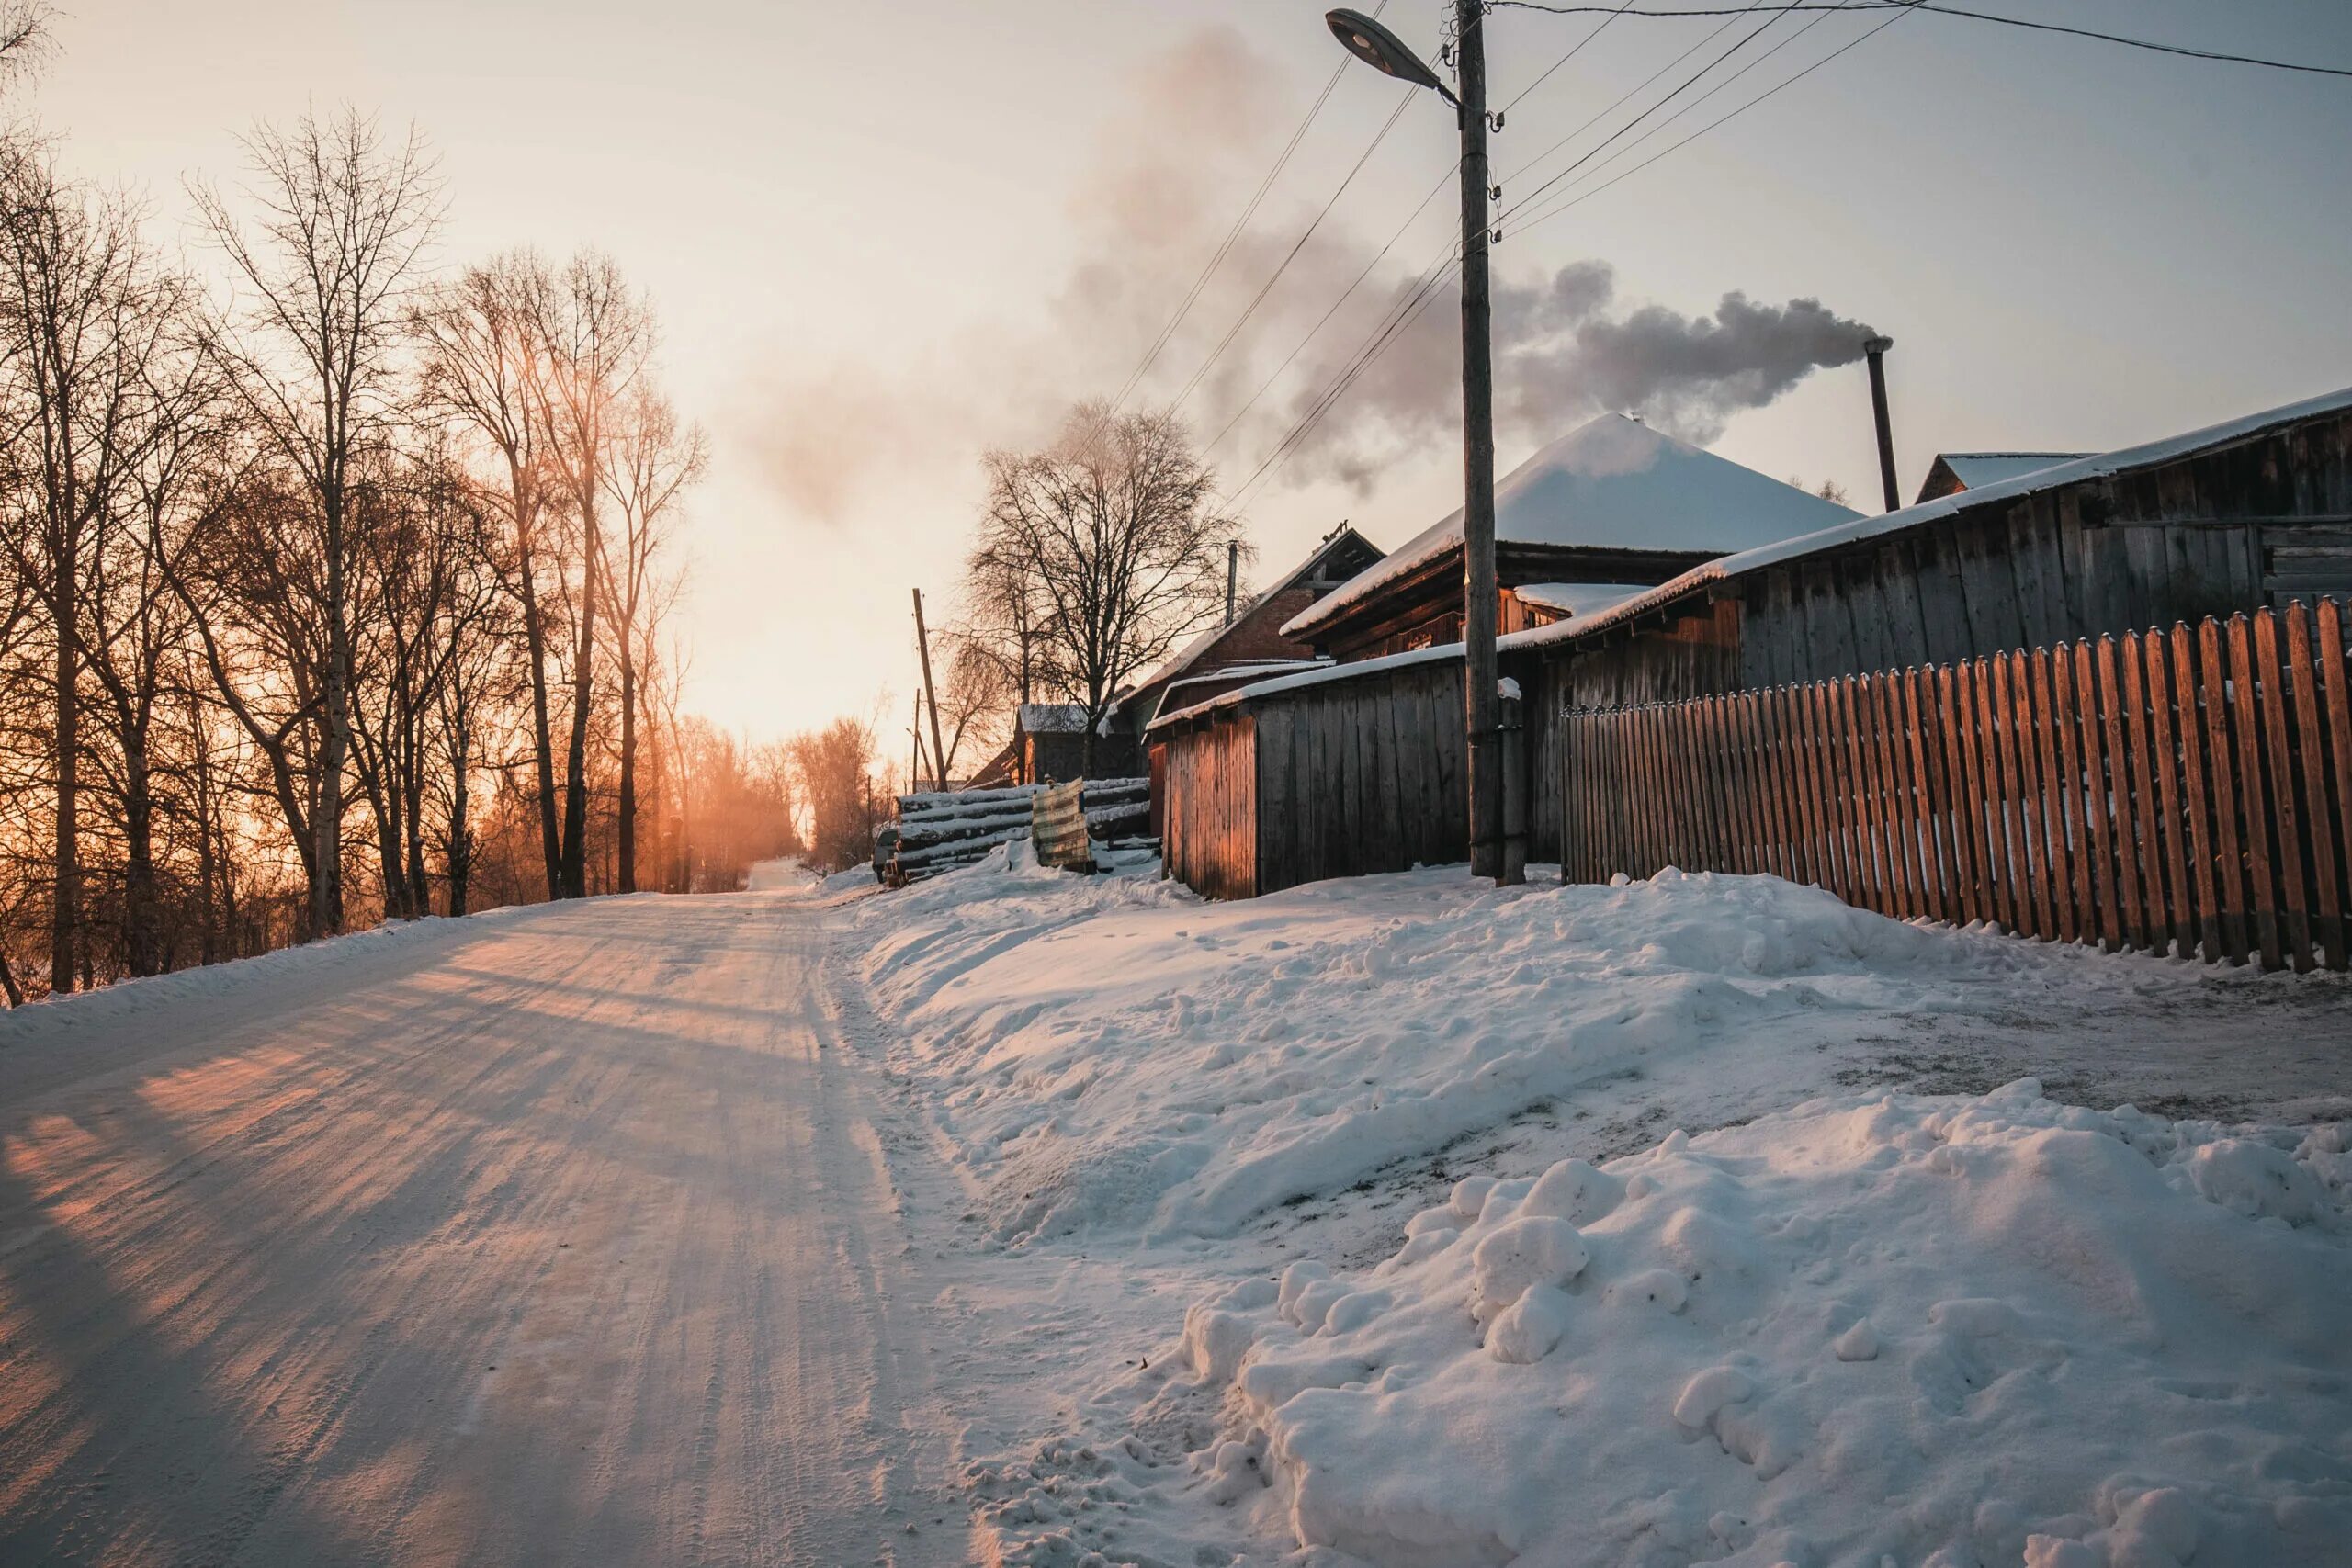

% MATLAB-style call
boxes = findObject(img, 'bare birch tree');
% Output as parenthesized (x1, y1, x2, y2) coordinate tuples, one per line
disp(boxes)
(190, 107, 442, 937)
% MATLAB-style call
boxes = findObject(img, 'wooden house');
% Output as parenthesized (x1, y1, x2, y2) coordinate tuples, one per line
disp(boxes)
(1281, 414, 1860, 662)
(1109, 525, 1384, 734)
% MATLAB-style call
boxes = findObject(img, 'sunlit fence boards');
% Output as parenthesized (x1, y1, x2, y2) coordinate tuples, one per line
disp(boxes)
(1559, 600, 2352, 971)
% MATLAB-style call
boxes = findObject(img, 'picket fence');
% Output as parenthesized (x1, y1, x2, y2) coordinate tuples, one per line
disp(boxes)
(1559, 599, 2352, 971)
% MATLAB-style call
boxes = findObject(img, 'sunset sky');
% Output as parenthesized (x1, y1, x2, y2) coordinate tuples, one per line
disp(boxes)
(43, 0, 2352, 748)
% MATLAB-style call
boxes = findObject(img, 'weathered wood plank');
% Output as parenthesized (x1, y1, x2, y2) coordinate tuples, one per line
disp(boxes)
(2226, 615, 2283, 969)
(2254, 610, 2314, 970)
(1989, 653, 2035, 935)
(2167, 627, 2222, 963)
(2025, 647, 2074, 942)
(2319, 598, 2352, 971)
(1801, 682, 1841, 894)
(2051, 645, 2098, 947)
(2070, 642, 2121, 950)
(2120, 634, 2169, 952)
(2005, 652, 2052, 939)
(1871, 673, 1919, 918)
(2285, 603, 2344, 969)
(1786, 685, 1826, 887)
(1913, 666, 1960, 924)
(2142, 630, 2195, 959)
(1938, 665, 1982, 925)
(1958, 659, 2001, 928)
(2198, 619, 2251, 964)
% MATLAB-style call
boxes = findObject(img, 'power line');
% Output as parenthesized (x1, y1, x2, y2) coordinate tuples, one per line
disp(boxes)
(1510, 5, 1912, 236)
(1229, 243, 1464, 509)
(1498, 1, 1785, 226)
(1111, 1, 1405, 414)
(1501, 0, 1637, 112)
(1500, 0, 1859, 228)
(1201, 165, 1455, 460)
(1170, 85, 1418, 413)
(1492, 1, 2352, 78)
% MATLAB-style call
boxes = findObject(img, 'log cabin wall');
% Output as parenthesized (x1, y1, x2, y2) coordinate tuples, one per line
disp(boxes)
(1249, 659, 1468, 895)
(1731, 408, 2352, 688)
(1159, 715, 1258, 899)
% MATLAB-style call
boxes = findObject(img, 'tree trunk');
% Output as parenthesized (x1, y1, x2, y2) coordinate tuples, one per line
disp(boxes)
(122, 728, 160, 976)
(617, 649, 637, 895)
(51, 573, 77, 994)
(447, 691, 473, 918)
(313, 501, 349, 938)
(516, 549, 563, 901)
(559, 538, 596, 899)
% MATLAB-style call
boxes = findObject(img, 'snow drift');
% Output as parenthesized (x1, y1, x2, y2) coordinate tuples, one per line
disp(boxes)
(1173, 1080, 2352, 1567)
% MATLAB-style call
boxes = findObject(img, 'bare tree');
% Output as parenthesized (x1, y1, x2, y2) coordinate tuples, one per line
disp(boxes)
(413, 252, 569, 899)
(0, 143, 182, 989)
(527, 249, 646, 898)
(190, 106, 442, 937)
(598, 387, 701, 893)
(974, 401, 1246, 770)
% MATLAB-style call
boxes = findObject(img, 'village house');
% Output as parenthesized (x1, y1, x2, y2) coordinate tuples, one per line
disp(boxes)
(1279, 413, 1860, 663)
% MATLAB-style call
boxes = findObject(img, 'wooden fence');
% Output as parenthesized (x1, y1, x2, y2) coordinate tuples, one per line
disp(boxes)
(1560, 600, 2352, 970)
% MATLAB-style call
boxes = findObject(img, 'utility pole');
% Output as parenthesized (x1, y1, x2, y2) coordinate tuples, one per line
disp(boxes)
(1455, 0, 1510, 885)
(912, 588, 950, 794)
(1325, 4, 1514, 886)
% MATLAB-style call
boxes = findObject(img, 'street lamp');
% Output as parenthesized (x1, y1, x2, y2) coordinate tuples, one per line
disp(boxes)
(1325, 5, 1513, 886)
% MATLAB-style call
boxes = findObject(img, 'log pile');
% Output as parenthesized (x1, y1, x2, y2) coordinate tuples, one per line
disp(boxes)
(880, 778, 1152, 886)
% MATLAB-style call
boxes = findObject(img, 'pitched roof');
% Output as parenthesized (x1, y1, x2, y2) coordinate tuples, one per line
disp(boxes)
(1285, 414, 1860, 637)
(1504, 383, 2352, 655)
(1017, 702, 1089, 734)
(1513, 581, 1653, 620)
(1125, 525, 1383, 700)
(1932, 453, 2090, 491)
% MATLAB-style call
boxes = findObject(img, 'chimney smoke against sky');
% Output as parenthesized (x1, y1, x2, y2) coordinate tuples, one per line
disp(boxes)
(734, 27, 1873, 520)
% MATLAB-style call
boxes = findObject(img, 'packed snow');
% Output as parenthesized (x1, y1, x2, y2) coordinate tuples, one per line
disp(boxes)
(842, 849, 2352, 1567)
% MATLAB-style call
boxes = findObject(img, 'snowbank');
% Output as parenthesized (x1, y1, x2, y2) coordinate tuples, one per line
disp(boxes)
(850, 859, 2304, 1248)
(1177, 1081, 2352, 1566)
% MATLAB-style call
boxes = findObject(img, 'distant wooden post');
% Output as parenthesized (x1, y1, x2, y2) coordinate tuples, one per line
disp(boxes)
(913, 588, 950, 794)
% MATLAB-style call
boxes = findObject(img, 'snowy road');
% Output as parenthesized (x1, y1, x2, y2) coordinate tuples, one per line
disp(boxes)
(0, 895, 966, 1567)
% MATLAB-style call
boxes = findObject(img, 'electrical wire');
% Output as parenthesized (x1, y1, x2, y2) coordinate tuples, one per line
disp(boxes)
(1491, 1, 2352, 78)
(1509, 4, 1912, 236)
(1170, 85, 1419, 413)
(1501, 0, 1638, 112)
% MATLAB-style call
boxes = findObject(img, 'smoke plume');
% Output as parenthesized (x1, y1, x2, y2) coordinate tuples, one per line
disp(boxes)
(731, 28, 1876, 519)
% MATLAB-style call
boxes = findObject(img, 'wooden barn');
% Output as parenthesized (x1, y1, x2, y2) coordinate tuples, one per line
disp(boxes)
(1156, 384, 2352, 909)
(1280, 413, 1860, 661)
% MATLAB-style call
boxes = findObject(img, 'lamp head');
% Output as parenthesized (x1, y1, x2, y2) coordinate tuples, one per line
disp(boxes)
(1325, 9, 1449, 97)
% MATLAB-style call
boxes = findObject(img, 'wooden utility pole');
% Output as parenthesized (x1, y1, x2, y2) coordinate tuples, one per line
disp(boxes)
(1456, 0, 1511, 884)
(912, 588, 950, 794)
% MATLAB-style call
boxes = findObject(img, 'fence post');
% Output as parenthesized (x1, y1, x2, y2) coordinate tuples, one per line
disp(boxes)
(1499, 685, 1528, 886)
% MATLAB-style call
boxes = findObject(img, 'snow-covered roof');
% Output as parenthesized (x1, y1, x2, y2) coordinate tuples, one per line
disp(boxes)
(1932, 452, 2089, 491)
(1125, 527, 1382, 704)
(1145, 643, 1463, 733)
(1284, 415, 1859, 638)
(1513, 581, 1652, 620)
(1507, 383, 2352, 655)
(1017, 703, 1089, 733)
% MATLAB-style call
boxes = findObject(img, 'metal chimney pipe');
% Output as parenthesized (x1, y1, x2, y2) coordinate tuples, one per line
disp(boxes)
(1863, 335, 1899, 513)
(1225, 539, 1238, 626)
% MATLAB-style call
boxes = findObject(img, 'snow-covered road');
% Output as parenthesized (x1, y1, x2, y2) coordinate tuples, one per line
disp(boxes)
(0, 894, 966, 1567)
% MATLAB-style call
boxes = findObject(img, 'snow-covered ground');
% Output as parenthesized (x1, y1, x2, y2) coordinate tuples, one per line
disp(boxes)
(842, 851, 2352, 1568)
